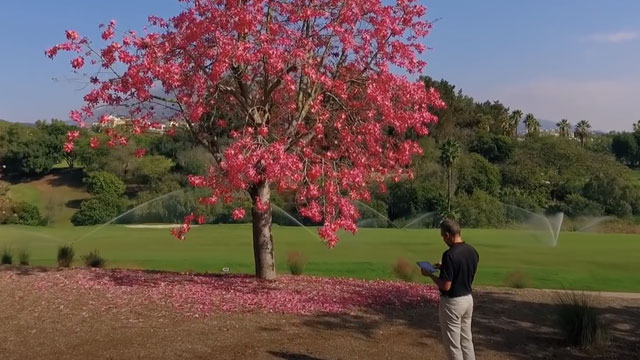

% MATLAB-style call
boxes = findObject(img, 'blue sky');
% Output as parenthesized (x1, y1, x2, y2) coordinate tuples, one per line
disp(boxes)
(1, 0, 639, 131)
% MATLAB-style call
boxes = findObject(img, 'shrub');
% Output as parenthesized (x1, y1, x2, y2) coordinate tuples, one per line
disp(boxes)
(82, 250, 105, 268)
(469, 132, 514, 163)
(286, 251, 307, 275)
(555, 291, 609, 348)
(132, 155, 174, 184)
(176, 147, 214, 175)
(2, 201, 45, 226)
(84, 171, 126, 197)
(414, 182, 447, 222)
(387, 181, 419, 220)
(456, 153, 501, 196)
(455, 190, 506, 228)
(18, 249, 30, 265)
(504, 270, 529, 289)
(71, 194, 123, 226)
(0, 180, 9, 196)
(556, 194, 604, 218)
(1, 248, 12, 265)
(393, 257, 418, 282)
(57, 245, 74, 267)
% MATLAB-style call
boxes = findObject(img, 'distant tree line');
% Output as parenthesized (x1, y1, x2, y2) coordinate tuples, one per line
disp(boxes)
(2, 78, 640, 228)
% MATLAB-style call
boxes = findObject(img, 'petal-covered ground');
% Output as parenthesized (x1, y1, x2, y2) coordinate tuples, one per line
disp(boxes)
(2, 267, 639, 359)
(33, 268, 439, 316)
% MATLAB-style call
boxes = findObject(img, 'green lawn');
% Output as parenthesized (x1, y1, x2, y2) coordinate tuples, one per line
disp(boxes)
(7, 173, 90, 226)
(1, 224, 638, 292)
(7, 183, 42, 205)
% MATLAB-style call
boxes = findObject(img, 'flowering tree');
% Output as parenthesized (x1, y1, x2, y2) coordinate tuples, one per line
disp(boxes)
(48, 0, 443, 279)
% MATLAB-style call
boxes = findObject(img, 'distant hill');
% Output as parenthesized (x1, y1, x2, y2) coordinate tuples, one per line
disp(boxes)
(0, 119, 36, 128)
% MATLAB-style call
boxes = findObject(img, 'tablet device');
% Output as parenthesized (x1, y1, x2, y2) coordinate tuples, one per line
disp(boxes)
(416, 261, 438, 273)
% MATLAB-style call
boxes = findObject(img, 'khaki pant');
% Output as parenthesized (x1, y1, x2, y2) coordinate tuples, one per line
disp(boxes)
(438, 294, 475, 360)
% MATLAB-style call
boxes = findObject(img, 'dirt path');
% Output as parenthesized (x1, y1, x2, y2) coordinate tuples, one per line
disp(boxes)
(0, 268, 638, 360)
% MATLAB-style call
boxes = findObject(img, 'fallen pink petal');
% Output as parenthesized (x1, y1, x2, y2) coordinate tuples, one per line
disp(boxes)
(30, 269, 439, 317)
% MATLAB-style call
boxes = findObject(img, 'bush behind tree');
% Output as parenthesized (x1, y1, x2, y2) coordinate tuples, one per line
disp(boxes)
(455, 190, 506, 228)
(84, 171, 126, 197)
(71, 195, 123, 226)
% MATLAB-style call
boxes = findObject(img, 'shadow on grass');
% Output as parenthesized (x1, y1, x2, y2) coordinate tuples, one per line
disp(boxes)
(45, 169, 85, 188)
(301, 289, 640, 360)
(65, 199, 84, 209)
(4, 168, 83, 187)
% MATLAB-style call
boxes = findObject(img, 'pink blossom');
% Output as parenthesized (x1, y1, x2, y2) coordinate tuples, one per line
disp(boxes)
(232, 208, 246, 220)
(45, 45, 59, 58)
(102, 20, 116, 40)
(135, 148, 146, 158)
(69, 110, 83, 124)
(63, 142, 74, 153)
(48, 0, 442, 247)
(90, 137, 100, 149)
(66, 130, 81, 142)
(65, 30, 79, 40)
(71, 56, 85, 69)
(255, 198, 269, 212)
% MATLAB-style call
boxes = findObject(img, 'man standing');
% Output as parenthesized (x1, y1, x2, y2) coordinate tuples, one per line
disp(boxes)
(423, 219, 479, 360)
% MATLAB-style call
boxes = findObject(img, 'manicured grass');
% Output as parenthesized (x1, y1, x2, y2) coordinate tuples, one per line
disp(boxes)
(7, 172, 90, 226)
(52, 160, 83, 169)
(7, 183, 42, 205)
(1, 224, 639, 292)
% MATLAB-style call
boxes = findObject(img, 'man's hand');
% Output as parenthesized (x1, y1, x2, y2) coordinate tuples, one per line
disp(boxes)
(434, 263, 441, 269)
(420, 268, 432, 277)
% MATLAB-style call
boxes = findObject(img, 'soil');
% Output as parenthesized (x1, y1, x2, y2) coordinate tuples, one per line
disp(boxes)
(0, 266, 638, 360)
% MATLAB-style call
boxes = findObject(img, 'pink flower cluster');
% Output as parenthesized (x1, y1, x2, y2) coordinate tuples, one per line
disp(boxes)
(34, 269, 439, 317)
(48, 0, 443, 247)
(170, 213, 206, 240)
(63, 130, 81, 153)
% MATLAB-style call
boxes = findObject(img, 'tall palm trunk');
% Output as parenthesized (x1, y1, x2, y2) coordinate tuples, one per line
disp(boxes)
(447, 167, 452, 213)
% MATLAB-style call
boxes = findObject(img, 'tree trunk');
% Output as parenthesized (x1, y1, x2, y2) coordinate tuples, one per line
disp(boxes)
(250, 181, 276, 280)
(447, 167, 452, 213)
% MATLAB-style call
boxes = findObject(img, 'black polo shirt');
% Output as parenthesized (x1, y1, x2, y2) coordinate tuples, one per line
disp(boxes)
(438, 242, 479, 298)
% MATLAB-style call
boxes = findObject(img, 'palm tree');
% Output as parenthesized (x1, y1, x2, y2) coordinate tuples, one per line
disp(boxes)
(574, 120, 591, 147)
(556, 119, 571, 137)
(477, 114, 492, 132)
(523, 113, 540, 136)
(511, 110, 523, 137)
(439, 139, 461, 213)
(633, 120, 640, 133)
(498, 114, 513, 136)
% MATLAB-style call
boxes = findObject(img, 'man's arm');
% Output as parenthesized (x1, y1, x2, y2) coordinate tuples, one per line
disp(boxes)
(424, 252, 454, 292)
(422, 269, 452, 291)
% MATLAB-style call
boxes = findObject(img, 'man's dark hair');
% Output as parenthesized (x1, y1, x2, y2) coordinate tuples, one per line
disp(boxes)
(440, 219, 461, 236)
